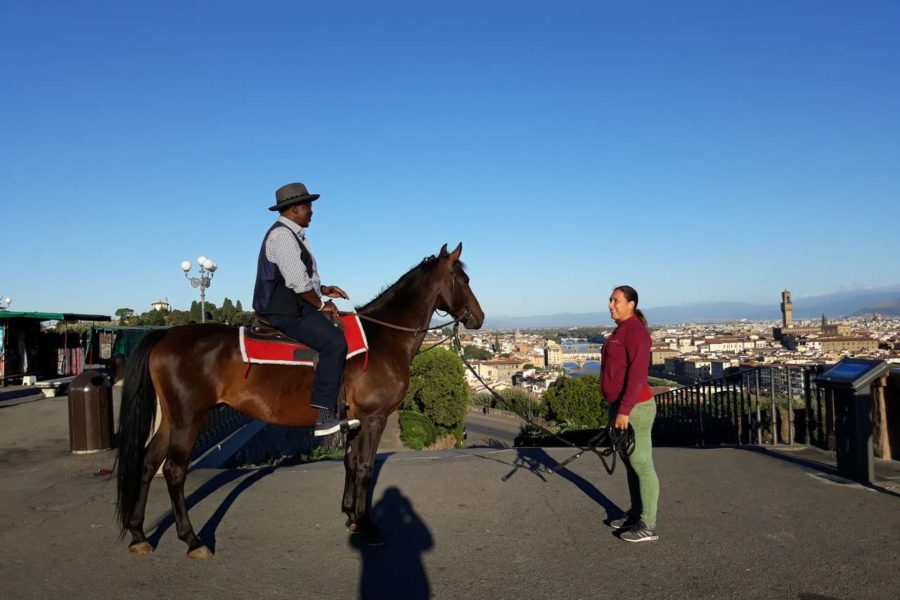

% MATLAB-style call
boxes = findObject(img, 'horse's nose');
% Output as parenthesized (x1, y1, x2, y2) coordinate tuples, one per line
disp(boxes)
(466, 310, 485, 330)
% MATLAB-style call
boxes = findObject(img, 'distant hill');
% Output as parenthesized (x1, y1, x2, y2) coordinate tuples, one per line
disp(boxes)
(852, 298, 900, 317)
(483, 284, 900, 328)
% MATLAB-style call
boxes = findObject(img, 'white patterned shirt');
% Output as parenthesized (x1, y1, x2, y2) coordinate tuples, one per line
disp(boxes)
(265, 216, 322, 297)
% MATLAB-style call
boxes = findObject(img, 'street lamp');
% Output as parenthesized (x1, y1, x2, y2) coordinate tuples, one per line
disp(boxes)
(0, 294, 11, 310)
(181, 257, 217, 323)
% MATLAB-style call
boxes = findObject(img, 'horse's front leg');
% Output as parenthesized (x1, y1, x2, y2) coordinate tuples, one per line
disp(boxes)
(342, 425, 362, 530)
(350, 413, 388, 543)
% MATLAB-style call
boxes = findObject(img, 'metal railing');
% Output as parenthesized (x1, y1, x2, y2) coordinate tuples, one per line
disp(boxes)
(191, 404, 253, 460)
(652, 365, 833, 449)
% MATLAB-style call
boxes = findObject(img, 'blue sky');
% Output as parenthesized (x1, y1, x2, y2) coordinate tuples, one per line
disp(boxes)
(2, 1, 898, 318)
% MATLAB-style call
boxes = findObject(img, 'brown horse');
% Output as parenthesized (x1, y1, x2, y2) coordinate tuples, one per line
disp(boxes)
(115, 243, 483, 558)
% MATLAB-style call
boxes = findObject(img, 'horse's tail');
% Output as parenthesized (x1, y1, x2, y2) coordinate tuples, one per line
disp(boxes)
(115, 329, 168, 537)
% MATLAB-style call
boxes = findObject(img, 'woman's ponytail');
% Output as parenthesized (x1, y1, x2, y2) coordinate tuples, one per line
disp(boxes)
(634, 308, 647, 327)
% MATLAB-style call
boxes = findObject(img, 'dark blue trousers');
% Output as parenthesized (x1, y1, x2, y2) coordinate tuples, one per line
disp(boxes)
(266, 308, 348, 412)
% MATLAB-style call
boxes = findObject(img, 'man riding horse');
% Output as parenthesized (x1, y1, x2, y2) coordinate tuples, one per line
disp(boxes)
(252, 182, 361, 436)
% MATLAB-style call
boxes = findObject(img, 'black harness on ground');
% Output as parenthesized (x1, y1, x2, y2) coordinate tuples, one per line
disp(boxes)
(451, 323, 635, 476)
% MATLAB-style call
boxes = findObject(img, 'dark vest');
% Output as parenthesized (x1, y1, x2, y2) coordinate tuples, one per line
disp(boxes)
(252, 222, 315, 316)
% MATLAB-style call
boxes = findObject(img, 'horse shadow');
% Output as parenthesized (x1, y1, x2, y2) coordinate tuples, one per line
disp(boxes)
(147, 466, 277, 553)
(349, 485, 433, 600)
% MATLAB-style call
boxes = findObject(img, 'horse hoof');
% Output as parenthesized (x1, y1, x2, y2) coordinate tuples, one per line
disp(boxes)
(187, 545, 213, 560)
(363, 530, 385, 546)
(128, 541, 154, 554)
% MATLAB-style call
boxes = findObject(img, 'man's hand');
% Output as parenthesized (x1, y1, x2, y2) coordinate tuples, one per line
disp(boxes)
(320, 300, 339, 315)
(321, 285, 349, 300)
(614, 413, 630, 430)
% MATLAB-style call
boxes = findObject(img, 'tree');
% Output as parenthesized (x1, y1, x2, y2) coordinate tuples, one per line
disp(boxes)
(235, 299, 244, 312)
(204, 302, 219, 323)
(167, 310, 191, 326)
(220, 298, 236, 324)
(140, 309, 168, 327)
(189, 301, 201, 323)
(402, 348, 469, 431)
(231, 311, 257, 327)
(542, 375, 606, 429)
(115, 308, 134, 322)
(463, 345, 492, 360)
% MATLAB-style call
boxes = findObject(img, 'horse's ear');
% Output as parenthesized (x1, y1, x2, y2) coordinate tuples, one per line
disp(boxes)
(448, 243, 462, 262)
(438, 243, 449, 257)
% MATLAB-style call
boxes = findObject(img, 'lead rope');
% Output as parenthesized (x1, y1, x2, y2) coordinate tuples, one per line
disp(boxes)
(451, 323, 634, 475)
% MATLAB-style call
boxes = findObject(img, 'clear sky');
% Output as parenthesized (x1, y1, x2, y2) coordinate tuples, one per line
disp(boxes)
(2, 1, 898, 318)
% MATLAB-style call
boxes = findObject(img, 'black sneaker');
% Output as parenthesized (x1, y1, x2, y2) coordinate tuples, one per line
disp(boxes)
(620, 521, 658, 543)
(314, 409, 361, 437)
(607, 512, 641, 530)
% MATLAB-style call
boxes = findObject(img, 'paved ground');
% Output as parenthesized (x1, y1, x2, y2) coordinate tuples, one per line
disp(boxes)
(463, 408, 521, 448)
(2, 395, 899, 599)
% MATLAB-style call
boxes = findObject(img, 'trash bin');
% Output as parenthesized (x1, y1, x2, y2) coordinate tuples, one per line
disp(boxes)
(68, 370, 114, 454)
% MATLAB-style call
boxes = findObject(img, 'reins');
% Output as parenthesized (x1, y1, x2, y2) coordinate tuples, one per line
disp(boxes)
(339, 308, 634, 475)
(338, 311, 457, 334)
(449, 323, 634, 476)
(336, 309, 459, 356)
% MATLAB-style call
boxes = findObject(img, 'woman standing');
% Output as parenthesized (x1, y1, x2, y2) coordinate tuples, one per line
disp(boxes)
(601, 285, 659, 542)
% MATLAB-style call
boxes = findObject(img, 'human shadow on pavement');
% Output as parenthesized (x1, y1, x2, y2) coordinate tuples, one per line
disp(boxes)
(504, 447, 626, 523)
(349, 486, 433, 600)
(147, 466, 277, 552)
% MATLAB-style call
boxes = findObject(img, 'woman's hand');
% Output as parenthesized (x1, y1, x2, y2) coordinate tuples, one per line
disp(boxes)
(614, 413, 630, 430)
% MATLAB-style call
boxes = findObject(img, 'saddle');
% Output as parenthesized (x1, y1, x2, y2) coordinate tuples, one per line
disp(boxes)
(240, 314, 369, 368)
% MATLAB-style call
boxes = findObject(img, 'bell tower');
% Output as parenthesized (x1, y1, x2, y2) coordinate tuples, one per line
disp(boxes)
(781, 290, 793, 328)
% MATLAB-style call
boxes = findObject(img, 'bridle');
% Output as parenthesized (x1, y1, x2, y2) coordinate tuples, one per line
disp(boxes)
(338, 261, 475, 335)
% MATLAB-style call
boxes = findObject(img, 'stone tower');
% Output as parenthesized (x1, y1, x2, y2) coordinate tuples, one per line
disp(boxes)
(781, 290, 793, 328)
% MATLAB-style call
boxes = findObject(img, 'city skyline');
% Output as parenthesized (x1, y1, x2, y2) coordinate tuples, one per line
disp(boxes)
(3, 2, 899, 317)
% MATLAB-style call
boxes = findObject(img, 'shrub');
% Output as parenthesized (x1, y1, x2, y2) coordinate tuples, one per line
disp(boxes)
(497, 388, 542, 421)
(470, 392, 494, 408)
(399, 410, 437, 450)
(542, 375, 606, 430)
(403, 348, 469, 429)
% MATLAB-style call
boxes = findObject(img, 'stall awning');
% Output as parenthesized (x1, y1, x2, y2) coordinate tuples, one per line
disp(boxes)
(0, 311, 111, 322)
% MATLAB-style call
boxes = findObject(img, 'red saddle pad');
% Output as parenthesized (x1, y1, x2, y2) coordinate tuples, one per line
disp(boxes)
(239, 315, 369, 368)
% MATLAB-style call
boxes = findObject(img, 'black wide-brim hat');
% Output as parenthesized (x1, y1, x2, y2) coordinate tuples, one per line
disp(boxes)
(269, 182, 320, 211)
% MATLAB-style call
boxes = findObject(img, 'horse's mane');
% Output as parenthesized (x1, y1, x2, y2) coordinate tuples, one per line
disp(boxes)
(356, 255, 467, 315)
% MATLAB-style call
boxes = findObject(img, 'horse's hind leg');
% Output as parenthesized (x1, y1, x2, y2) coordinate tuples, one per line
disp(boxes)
(162, 421, 211, 559)
(127, 422, 170, 553)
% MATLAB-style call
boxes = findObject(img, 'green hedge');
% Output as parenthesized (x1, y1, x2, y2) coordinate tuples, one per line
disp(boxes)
(542, 375, 606, 430)
(399, 410, 437, 450)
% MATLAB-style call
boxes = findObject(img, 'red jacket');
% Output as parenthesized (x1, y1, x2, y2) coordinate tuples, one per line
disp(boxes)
(600, 315, 652, 416)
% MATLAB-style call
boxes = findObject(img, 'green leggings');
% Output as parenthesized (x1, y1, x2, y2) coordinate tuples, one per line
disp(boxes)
(611, 400, 660, 525)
